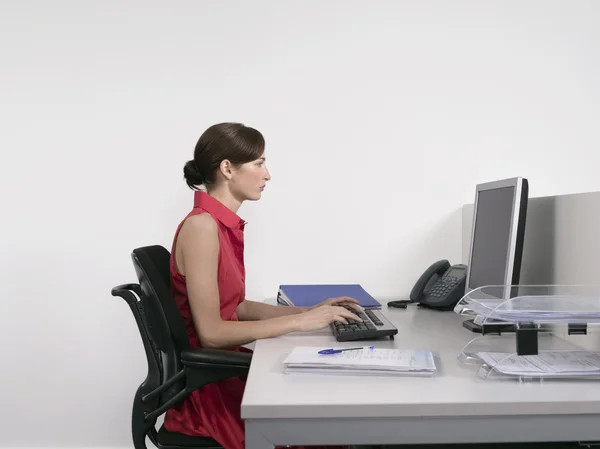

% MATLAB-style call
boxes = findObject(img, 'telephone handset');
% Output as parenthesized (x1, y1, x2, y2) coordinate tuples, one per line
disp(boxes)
(410, 259, 467, 310)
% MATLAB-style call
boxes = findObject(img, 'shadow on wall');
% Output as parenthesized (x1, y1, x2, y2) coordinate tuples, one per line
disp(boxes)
(519, 196, 556, 286)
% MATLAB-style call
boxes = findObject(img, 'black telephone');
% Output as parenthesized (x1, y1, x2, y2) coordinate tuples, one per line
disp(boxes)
(410, 259, 467, 310)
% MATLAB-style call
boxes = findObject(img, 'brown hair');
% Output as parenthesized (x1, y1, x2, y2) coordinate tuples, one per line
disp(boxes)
(183, 122, 265, 190)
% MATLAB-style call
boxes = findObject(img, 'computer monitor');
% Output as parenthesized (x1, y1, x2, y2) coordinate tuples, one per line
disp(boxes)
(465, 177, 529, 298)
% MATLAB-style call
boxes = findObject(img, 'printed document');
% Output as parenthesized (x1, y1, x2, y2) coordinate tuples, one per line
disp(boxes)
(283, 346, 437, 376)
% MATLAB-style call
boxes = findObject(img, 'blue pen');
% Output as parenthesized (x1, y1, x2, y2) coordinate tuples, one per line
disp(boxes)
(318, 345, 374, 355)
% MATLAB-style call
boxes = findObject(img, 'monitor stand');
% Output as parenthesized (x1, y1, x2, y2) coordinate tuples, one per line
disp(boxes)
(462, 318, 516, 334)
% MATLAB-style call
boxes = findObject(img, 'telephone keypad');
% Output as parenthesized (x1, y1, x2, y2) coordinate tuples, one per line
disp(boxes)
(429, 276, 460, 298)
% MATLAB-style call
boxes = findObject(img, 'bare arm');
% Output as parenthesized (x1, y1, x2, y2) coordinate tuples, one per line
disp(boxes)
(236, 300, 309, 321)
(178, 213, 298, 348)
(236, 296, 362, 321)
(176, 213, 360, 349)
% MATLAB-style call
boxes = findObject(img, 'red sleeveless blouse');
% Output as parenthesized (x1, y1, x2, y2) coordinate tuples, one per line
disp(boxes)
(164, 192, 343, 449)
(163, 191, 251, 449)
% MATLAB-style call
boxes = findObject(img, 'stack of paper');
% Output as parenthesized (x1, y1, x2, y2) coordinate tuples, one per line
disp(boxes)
(475, 350, 600, 379)
(282, 346, 437, 377)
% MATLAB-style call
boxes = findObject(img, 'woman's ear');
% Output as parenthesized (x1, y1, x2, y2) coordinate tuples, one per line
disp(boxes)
(219, 159, 233, 180)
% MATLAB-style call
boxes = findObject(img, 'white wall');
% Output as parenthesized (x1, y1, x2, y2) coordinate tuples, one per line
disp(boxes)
(1, 1, 600, 447)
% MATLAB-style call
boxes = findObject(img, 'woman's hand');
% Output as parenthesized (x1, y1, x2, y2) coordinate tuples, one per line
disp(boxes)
(293, 305, 362, 333)
(310, 296, 362, 312)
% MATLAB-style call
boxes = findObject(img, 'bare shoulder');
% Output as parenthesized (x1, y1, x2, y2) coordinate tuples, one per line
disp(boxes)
(181, 212, 218, 235)
(174, 213, 219, 276)
(178, 212, 219, 254)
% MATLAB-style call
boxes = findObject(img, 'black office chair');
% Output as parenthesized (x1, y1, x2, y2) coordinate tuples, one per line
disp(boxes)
(111, 245, 252, 449)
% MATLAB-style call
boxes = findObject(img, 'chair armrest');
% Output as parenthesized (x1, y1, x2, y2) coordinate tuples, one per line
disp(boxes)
(181, 348, 252, 391)
(181, 348, 252, 368)
(144, 348, 252, 421)
(111, 283, 142, 304)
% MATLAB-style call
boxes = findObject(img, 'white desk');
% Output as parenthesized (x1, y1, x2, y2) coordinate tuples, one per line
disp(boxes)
(241, 304, 600, 448)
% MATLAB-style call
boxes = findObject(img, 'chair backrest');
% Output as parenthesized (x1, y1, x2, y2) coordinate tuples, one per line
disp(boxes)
(131, 245, 191, 399)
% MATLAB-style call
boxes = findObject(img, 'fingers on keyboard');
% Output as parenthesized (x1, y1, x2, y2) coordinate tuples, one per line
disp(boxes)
(346, 303, 363, 312)
(343, 310, 362, 322)
(338, 305, 363, 322)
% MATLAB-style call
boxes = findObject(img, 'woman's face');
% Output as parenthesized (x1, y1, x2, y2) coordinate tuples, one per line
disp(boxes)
(228, 153, 271, 201)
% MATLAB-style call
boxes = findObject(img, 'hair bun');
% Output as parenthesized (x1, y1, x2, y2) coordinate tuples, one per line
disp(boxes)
(183, 159, 205, 188)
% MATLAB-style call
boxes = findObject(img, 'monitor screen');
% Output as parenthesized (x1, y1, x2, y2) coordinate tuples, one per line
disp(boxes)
(467, 186, 515, 289)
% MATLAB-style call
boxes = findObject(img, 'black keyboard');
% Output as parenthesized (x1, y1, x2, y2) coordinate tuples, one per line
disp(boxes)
(330, 305, 398, 342)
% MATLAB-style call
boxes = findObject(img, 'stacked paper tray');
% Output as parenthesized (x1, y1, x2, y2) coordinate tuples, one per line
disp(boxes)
(454, 284, 600, 325)
(474, 350, 600, 380)
(455, 285, 600, 381)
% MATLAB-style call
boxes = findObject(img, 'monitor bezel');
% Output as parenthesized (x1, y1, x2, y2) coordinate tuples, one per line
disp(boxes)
(465, 177, 528, 298)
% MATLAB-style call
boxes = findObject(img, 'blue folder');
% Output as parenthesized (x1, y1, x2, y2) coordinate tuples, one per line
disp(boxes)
(277, 284, 381, 309)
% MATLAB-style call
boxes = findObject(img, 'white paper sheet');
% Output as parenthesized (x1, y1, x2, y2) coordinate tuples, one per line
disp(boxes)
(283, 346, 437, 376)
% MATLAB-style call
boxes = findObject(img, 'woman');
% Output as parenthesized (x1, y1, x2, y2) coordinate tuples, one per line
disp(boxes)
(163, 122, 362, 449)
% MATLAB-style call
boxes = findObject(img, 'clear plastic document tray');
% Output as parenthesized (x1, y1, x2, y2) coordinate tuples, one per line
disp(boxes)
(455, 285, 600, 381)
(454, 285, 600, 326)
(458, 333, 600, 382)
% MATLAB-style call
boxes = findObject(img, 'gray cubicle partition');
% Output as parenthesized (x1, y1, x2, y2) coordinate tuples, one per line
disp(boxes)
(462, 190, 600, 286)
(461, 190, 600, 350)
